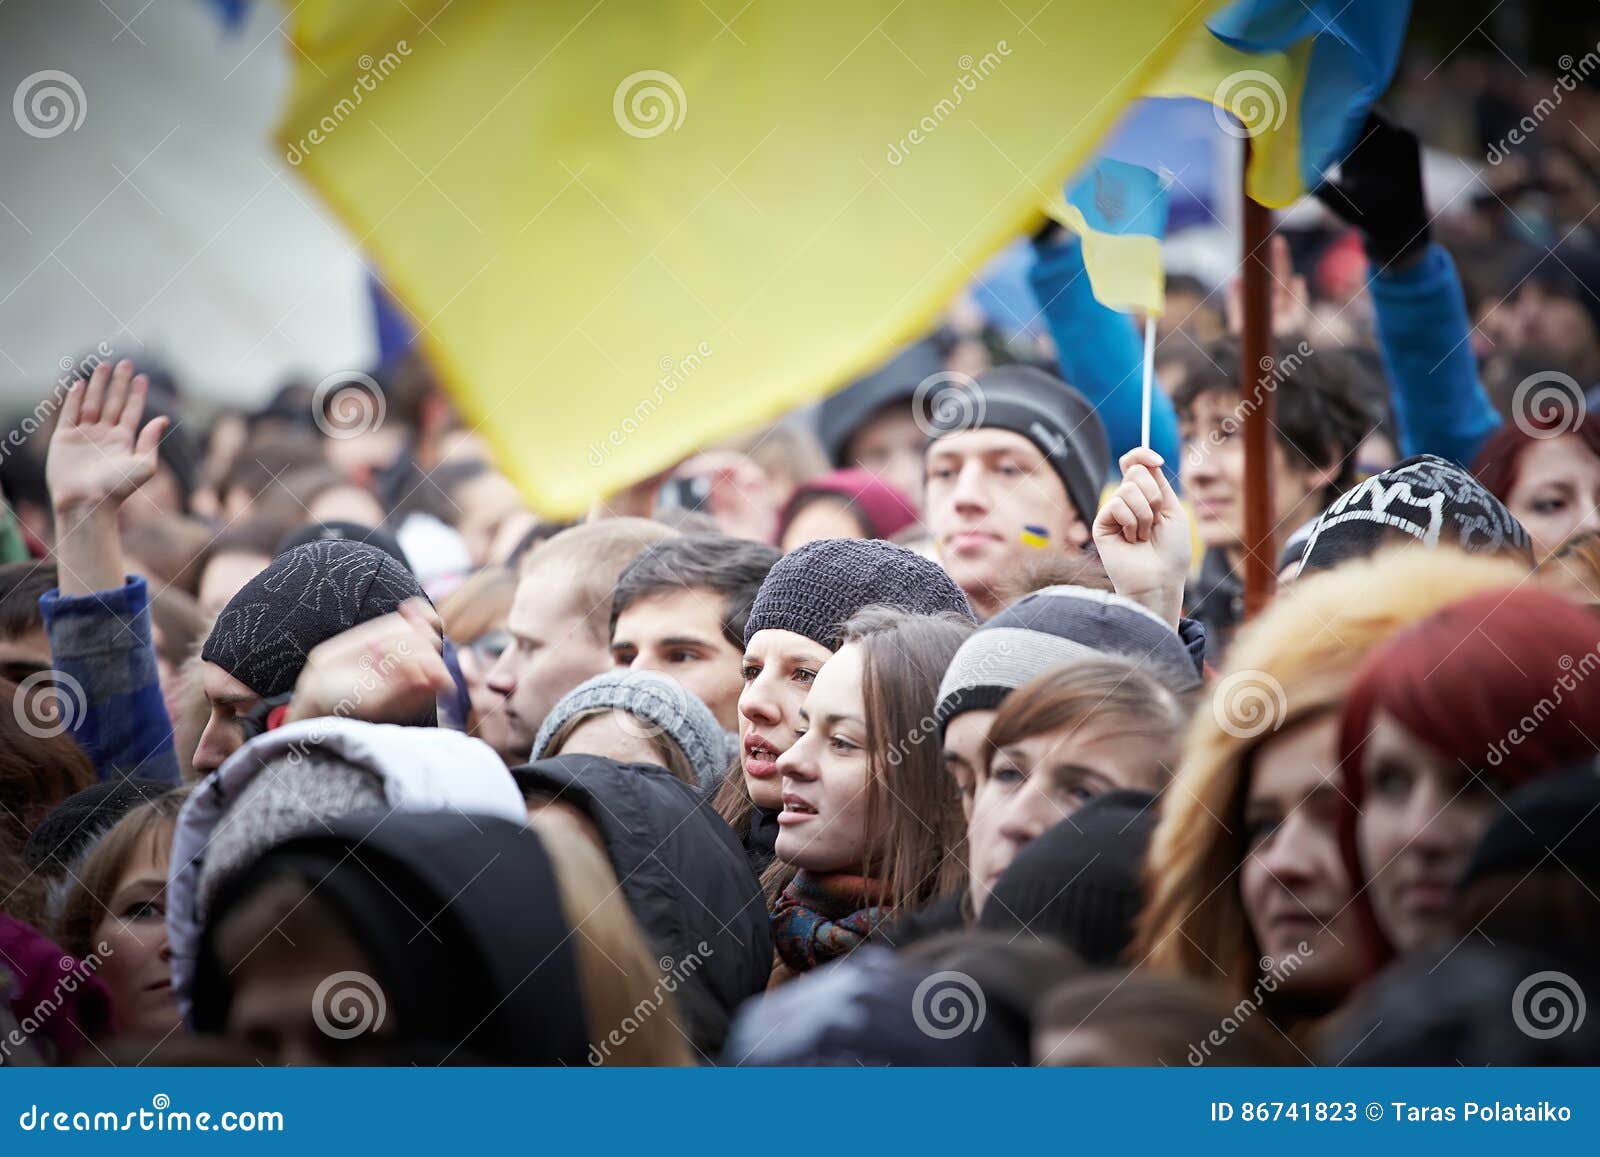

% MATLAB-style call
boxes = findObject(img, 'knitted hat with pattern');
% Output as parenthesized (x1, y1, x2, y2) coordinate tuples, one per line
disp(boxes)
(744, 538, 974, 650)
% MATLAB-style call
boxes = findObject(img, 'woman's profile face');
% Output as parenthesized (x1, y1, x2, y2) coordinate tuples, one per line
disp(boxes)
(772, 642, 871, 873)
(737, 628, 832, 809)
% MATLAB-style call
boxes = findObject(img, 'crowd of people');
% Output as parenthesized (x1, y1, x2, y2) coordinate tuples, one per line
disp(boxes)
(3, 94, 1600, 1069)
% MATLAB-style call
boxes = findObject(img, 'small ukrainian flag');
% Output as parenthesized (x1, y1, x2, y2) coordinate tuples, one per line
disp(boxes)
(1045, 158, 1169, 317)
(1021, 524, 1052, 549)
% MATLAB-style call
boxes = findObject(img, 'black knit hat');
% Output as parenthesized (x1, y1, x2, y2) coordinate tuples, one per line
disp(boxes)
(200, 539, 428, 698)
(977, 789, 1158, 965)
(815, 339, 946, 466)
(23, 777, 172, 872)
(744, 538, 974, 649)
(275, 520, 414, 577)
(927, 364, 1110, 527)
(934, 585, 1200, 733)
(1299, 454, 1532, 573)
(1461, 762, 1600, 892)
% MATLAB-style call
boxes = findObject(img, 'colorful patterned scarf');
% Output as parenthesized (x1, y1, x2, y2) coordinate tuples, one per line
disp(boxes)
(771, 871, 892, 973)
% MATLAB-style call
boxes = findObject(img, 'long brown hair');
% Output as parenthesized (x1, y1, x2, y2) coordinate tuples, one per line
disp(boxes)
(837, 607, 972, 909)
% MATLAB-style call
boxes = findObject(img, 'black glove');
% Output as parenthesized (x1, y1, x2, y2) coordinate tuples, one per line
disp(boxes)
(1314, 110, 1430, 269)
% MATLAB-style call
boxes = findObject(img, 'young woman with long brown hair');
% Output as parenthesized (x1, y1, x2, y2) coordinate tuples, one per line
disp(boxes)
(768, 606, 972, 982)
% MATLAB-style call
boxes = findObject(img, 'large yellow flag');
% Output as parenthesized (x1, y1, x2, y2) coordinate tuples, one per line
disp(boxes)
(281, 1, 1222, 515)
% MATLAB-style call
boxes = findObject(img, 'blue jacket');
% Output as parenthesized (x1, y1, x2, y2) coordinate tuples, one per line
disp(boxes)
(1028, 238, 1181, 473)
(1369, 242, 1501, 466)
(39, 576, 180, 784)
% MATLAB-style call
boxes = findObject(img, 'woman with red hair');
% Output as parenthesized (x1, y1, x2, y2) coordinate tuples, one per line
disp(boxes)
(1337, 586, 1600, 970)
(1473, 416, 1600, 562)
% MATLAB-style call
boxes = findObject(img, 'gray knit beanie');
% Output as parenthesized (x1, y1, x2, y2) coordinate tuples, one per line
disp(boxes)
(195, 752, 385, 916)
(532, 670, 730, 793)
(934, 585, 1200, 734)
(744, 538, 974, 650)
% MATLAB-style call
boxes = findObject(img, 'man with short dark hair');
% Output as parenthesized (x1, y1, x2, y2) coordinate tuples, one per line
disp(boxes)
(1175, 336, 1377, 660)
(608, 533, 778, 729)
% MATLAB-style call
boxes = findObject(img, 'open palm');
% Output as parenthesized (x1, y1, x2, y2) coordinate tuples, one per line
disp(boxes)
(46, 359, 169, 514)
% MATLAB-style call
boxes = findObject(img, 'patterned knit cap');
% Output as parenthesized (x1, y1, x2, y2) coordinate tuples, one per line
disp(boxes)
(201, 539, 428, 698)
(1299, 454, 1532, 574)
(744, 538, 974, 650)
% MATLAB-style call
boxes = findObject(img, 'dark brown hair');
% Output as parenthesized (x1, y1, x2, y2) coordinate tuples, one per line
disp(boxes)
(1035, 970, 1302, 1066)
(842, 607, 973, 908)
(0, 680, 96, 848)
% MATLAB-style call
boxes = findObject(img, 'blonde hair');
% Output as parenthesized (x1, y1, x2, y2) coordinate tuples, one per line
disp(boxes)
(1134, 547, 1530, 998)
(519, 518, 677, 642)
(1535, 529, 1600, 610)
(530, 813, 693, 1066)
(437, 565, 516, 643)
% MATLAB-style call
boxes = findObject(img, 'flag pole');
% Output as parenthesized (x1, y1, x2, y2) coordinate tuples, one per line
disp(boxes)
(1240, 140, 1276, 616)
(1141, 315, 1156, 450)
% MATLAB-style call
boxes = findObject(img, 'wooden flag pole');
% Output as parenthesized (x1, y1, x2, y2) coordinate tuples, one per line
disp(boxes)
(1240, 140, 1276, 617)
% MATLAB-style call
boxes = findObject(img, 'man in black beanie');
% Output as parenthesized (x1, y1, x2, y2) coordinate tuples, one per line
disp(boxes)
(924, 364, 1110, 619)
(192, 539, 429, 775)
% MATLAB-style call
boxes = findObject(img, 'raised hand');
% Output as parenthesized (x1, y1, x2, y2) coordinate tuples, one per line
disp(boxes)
(47, 359, 169, 516)
(1093, 447, 1192, 628)
(48, 359, 171, 596)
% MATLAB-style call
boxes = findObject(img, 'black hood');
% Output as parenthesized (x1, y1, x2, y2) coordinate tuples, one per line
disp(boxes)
(192, 812, 590, 1066)
(513, 754, 771, 1057)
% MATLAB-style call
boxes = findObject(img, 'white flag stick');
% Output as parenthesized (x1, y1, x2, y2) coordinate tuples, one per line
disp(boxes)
(1141, 314, 1156, 450)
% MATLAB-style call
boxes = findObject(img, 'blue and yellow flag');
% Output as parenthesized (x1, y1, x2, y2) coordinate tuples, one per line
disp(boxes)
(1147, 0, 1410, 208)
(276, 1, 1227, 515)
(1046, 158, 1170, 317)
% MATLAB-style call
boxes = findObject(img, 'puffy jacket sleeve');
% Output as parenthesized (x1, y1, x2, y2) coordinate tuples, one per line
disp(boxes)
(39, 575, 179, 784)
(1370, 242, 1503, 466)
(1028, 237, 1182, 473)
